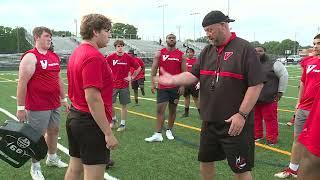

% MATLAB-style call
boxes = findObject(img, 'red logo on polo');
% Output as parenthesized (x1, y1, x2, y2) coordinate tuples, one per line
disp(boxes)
(224, 52, 233, 61)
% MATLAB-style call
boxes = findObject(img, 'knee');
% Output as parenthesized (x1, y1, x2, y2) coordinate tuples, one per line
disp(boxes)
(46, 126, 59, 135)
(68, 166, 83, 176)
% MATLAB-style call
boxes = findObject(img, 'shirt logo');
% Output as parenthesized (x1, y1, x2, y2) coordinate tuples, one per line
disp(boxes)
(224, 52, 233, 61)
(40, 60, 48, 69)
(162, 55, 169, 61)
(235, 156, 246, 169)
(113, 60, 119, 66)
(306, 65, 317, 74)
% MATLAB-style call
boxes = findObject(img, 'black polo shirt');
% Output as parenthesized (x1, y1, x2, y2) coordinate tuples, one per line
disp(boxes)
(191, 33, 265, 124)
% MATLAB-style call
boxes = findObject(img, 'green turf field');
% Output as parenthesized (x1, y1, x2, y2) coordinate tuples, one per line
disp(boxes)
(0, 65, 301, 180)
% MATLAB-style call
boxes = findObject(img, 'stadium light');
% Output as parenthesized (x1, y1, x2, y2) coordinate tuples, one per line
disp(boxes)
(190, 12, 199, 42)
(158, 3, 168, 42)
(74, 19, 77, 37)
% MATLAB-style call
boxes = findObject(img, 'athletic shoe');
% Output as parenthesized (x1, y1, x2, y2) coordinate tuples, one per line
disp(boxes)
(286, 117, 295, 126)
(266, 141, 277, 146)
(46, 155, 68, 168)
(116, 124, 126, 132)
(274, 167, 297, 178)
(30, 166, 45, 180)
(104, 172, 119, 180)
(254, 138, 262, 142)
(165, 129, 175, 140)
(145, 133, 163, 142)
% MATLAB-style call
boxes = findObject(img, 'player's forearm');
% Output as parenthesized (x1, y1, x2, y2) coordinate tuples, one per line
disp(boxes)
(59, 78, 66, 99)
(297, 82, 304, 105)
(172, 72, 198, 86)
(239, 83, 264, 114)
(132, 66, 142, 78)
(16, 80, 28, 106)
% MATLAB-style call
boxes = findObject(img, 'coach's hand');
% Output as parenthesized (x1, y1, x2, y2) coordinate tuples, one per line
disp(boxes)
(16, 110, 27, 123)
(225, 113, 246, 136)
(151, 84, 157, 94)
(178, 86, 185, 96)
(105, 134, 118, 150)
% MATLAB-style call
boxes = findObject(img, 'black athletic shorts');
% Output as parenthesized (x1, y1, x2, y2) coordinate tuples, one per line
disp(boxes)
(157, 88, 179, 104)
(66, 107, 110, 165)
(183, 84, 199, 98)
(198, 121, 254, 173)
(131, 78, 145, 90)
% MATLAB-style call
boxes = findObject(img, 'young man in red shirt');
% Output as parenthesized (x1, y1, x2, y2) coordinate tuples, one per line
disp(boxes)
(16, 26, 69, 180)
(65, 14, 118, 180)
(181, 47, 200, 118)
(275, 34, 320, 178)
(145, 33, 186, 142)
(128, 49, 145, 105)
(106, 40, 141, 131)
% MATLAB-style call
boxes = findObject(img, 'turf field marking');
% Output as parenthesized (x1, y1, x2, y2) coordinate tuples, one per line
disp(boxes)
(114, 107, 291, 156)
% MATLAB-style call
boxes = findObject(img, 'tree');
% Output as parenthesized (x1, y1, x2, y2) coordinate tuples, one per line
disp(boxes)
(0, 26, 32, 53)
(111, 23, 138, 39)
(195, 36, 209, 43)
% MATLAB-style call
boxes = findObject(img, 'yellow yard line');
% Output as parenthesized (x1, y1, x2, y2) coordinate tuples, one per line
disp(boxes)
(115, 107, 291, 156)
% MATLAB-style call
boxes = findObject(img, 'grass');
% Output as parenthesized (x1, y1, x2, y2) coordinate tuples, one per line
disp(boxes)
(0, 65, 301, 180)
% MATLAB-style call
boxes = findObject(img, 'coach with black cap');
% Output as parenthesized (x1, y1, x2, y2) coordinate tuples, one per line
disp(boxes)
(155, 10, 266, 180)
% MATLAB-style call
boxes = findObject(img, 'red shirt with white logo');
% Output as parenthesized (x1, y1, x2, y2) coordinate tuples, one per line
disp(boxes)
(21, 48, 61, 111)
(186, 57, 197, 72)
(298, 56, 320, 111)
(67, 43, 113, 122)
(158, 48, 184, 89)
(106, 53, 139, 89)
(130, 57, 145, 80)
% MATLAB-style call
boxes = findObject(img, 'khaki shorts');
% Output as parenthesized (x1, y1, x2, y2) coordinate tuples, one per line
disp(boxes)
(27, 108, 60, 135)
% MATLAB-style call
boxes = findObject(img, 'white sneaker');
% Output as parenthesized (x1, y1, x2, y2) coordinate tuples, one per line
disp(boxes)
(46, 156, 68, 168)
(30, 166, 45, 180)
(104, 172, 119, 180)
(144, 133, 163, 142)
(165, 129, 174, 140)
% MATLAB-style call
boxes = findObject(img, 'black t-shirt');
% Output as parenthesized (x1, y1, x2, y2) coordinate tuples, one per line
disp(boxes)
(191, 36, 265, 124)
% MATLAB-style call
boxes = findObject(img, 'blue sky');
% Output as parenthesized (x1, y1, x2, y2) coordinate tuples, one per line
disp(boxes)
(0, 0, 319, 46)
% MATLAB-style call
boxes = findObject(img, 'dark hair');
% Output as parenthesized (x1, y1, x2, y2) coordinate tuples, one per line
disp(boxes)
(186, 48, 195, 53)
(255, 46, 266, 52)
(80, 14, 112, 40)
(113, 39, 125, 47)
(314, 34, 320, 39)
(33, 26, 52, 40)
(166, 33, 176, 39)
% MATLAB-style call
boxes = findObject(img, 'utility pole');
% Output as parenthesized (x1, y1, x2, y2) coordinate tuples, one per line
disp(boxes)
(16, 27, 20, 53)
(158, 3, 168, 41)
(190, 12, 199, 41)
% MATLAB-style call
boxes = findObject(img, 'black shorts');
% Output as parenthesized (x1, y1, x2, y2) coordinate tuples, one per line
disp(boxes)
(157, 88, 179, 104)
(66, 107, 110, 165)
(131, 78, 145, 90)
(198, 121, 254, 173)
(183, 85, 199, 98)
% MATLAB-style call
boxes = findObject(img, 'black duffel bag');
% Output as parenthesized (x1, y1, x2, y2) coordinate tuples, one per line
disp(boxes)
(0, 120, 48, 168)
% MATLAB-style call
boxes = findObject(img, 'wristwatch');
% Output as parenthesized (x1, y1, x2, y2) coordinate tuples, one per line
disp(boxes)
(238, 111, 248, 119)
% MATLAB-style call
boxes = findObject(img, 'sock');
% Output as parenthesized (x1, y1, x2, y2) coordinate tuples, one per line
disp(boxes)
(135, 98, 138, 104)
(32, 162, 41, 169)
(48, 153, 57, 160)
(289, 163, 299, 171)
(156, 132, 162, 136)
(184, 107, 189, 115)
(120, 120, 126, 126)
(198, 109, 200, 114)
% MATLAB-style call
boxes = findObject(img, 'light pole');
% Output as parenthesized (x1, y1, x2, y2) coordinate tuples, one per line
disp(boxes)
(158, 4, 168, 41)
(74, 19, 77, 37)
(190, 12, 199, 41)
(227, 0, 230, 16)
(176, 25, 181, 41)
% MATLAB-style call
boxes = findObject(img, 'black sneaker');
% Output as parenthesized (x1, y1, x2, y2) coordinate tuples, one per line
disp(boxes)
(105, 159, 115, 170)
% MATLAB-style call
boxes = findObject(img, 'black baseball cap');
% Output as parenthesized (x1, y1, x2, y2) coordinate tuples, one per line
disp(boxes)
(202, 10, 235, 27)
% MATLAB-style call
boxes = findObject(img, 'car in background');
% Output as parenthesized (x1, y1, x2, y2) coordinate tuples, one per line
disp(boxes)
(286, 55, 302, 64)
(276, 57, 287, 64)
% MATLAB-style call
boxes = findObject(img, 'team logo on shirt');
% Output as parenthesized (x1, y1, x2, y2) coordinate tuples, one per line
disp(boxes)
(112, 59, 127, 66)
(162, 55, 169, 61)
(40, 60, 48, 69)
(306, 65, 317, 74)
(224, 52, 233, 61)
(162, 55, 179, 61)
(235, 156, 246, 169)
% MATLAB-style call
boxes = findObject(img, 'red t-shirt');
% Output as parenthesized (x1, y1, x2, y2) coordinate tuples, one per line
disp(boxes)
(21, 48, 61, 111)
(158, 48, 184, 89)
(299, 60, 320, 157)
(186, 57, 197, 72)
(298, 56, 320, 111)
(106, 53, 139, 89)
(130, 57, 145, 80)
(67, 43, 113, 122)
